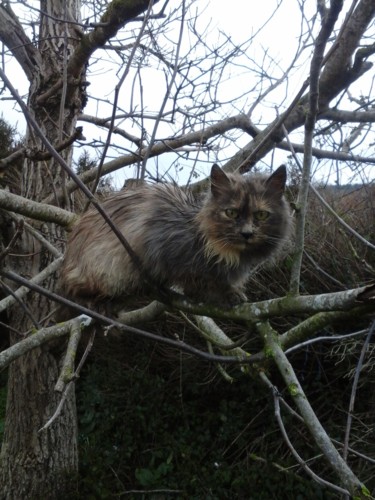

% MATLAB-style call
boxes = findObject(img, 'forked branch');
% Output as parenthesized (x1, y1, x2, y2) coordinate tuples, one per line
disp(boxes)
(257, 321, 368, 497)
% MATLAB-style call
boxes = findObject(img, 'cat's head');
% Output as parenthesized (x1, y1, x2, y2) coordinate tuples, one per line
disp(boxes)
(198, 164, 291, 266)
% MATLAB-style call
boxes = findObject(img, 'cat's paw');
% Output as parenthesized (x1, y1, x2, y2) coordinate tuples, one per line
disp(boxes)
(183, 285, 247, 307)
(224, 289, 247, 307)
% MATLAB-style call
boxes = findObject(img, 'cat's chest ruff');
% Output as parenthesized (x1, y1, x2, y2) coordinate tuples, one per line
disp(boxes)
(203, 236, 251, 269)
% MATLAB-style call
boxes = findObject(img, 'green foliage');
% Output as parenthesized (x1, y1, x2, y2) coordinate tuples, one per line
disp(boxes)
(75, 150, 97, 175)
(0, 117, 17, 157)
(0, 117, 24, 195)
(74, 150, 113, 192)
(76, 338, 332, 499)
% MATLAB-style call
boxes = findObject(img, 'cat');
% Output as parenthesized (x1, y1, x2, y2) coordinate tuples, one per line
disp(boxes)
(60, 164, 291, 306)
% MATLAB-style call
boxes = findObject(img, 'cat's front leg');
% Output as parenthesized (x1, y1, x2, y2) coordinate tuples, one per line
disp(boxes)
(184, 282, 247, 307)
(224, 286, 248, 306)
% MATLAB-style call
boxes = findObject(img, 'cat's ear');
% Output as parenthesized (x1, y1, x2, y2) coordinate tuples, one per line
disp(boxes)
(265, 165, 287, 196)
(211, 163, 230, 196)
(210, 164, 231, 197)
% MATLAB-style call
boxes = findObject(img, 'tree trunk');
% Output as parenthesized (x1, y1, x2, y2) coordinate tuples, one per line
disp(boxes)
(1, 351, 78, 499)
(0, 1, 85, 497)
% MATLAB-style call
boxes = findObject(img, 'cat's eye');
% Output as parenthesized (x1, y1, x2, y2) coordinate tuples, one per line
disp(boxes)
(225, 208, 239, 219)
(254, 210, 270, 221)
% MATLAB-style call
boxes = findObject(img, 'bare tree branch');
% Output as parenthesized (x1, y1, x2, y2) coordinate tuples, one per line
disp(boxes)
(54, 318, 84, 393)
(223, 0, 375, 172)
(257, 321, 366, 497)
(172, 284, 375, 322)
(0, 3, 41, 80)
(0, 317, 76, 369)
(0, 257, 63, 314)
(320, 107, 375, 122)
(40, 323, 96, 432)
(276, 139, 375, 164)
(45, 113, 253, 203)
(67, 0, 160, 79)
(282, 124, 375, 251)
(0, 189, 76, 227)
(343, 320, 375, 461)
(117, 300, 166, 324)
(259, 371, 350, 496)
(290, 0, 344, 294)
(0, 127, 85, 169)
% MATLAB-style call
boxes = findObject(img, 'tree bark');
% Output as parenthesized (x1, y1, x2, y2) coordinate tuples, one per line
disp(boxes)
(0, 350, 78, 499)
(0, 1, 84, 497)
(0, 1, 158, 496)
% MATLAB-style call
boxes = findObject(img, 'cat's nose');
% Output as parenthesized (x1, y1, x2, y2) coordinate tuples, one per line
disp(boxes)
(241, 231, 253, 240)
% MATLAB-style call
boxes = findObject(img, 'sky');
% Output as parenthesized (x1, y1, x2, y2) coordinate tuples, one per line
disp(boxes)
(0, 0, 374, 186)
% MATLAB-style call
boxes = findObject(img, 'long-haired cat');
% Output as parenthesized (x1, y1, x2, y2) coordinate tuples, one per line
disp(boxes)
(61, 164, 291, 305)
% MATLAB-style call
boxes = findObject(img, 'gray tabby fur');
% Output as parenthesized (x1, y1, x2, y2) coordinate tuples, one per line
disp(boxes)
(61, 165, 291, 305)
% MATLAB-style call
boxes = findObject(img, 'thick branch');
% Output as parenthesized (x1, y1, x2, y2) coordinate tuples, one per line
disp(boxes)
(279, 308, 372, 351)
(0, 319, 75, 370)
(16, 270, 369, 372)
(223, 0, 375, 171)
(67, 0, 160, 79)
(172, 284, 375, 322)
(319, 0, 375, 103)
(0, 258, 63, 314)
(276, 139, 375, 164)
(0, 3, 41, 80)
(1, 270, 251, 366)
(117, 301, 166, 324)
(320, 108, 375, 123)
(44, 114, 252, 204)
(290, 0, 343, 294)
(0, 189, 76, 227)
(194, 315, 249, 359)
(0, 128, 85, 170)
(258, 321, 366, 496)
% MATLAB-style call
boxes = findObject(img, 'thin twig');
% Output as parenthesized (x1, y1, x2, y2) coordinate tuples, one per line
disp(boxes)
(303, 250, 345, 287)
(0, 279, 41, 330)
(272, 376, 375, 466)
(0, 66, 164, 296)
(284, 329, 368, 355)
(309, 184, 375, 251)
(0, 257, 63, 314)
(343, 321, 375, 461)
(89, 0, 156, 199)
(282, 123, 375, 251)
(259, 371, 350, 496)
(0, 269, 255, 366)
(40, 326, 96, 432)
(257, 320, 365, 495)
(38, 382, 74, 432)
(289, 1, 344, 294)
(8, 213, 62, 258)
(55, 320, 83, 392)
(140, 0, 186, 179)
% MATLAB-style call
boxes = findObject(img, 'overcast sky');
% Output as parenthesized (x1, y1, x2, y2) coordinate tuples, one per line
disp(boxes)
(0, 1, 373, 186)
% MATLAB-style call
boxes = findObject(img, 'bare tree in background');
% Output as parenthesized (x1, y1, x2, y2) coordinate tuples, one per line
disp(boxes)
(0, 0, 374, 497)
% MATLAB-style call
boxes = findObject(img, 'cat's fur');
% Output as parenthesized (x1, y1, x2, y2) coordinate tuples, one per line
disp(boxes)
(61, 164, 291, 305)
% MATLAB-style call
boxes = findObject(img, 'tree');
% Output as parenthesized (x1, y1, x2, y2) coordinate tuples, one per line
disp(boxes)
(0, 0, 374, 497)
